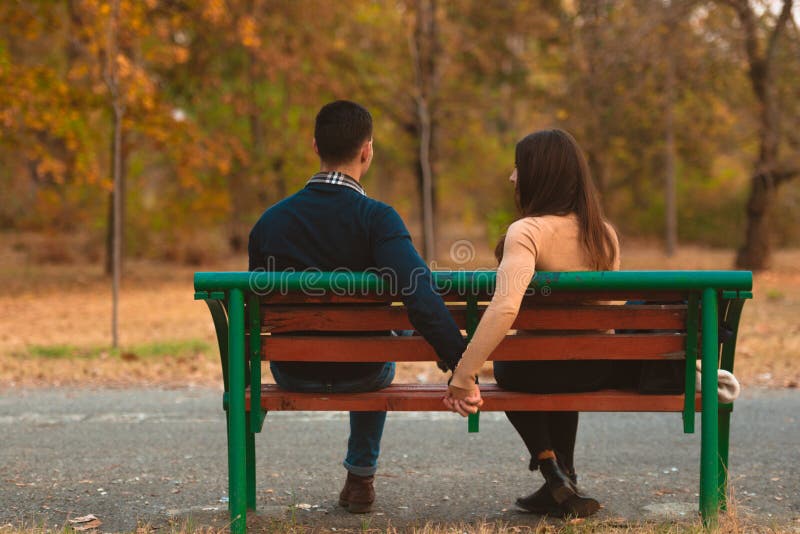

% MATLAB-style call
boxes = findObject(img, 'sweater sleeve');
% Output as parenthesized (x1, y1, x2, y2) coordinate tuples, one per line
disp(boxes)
(450, 220, 539, 389)
(370, 205, 466, 369)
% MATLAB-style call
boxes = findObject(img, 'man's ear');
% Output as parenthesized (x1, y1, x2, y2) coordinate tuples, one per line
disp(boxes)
(361, 139, 373, 163)
(312, 138, 319, 156)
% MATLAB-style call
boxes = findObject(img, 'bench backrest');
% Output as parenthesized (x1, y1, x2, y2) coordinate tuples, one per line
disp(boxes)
(195, 270, 752, 366)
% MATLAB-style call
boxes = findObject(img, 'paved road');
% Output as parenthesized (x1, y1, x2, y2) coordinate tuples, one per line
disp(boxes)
(1, 387, 798, 531)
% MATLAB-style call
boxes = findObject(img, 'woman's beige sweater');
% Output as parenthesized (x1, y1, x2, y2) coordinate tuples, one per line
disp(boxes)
(450, 214, 620, 390)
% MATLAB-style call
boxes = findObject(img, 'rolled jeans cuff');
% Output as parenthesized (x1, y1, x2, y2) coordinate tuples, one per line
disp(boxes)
(343, 460, 378, 477)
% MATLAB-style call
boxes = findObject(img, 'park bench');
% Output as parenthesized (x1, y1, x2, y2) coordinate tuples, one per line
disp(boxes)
(194, 270, 752, 533)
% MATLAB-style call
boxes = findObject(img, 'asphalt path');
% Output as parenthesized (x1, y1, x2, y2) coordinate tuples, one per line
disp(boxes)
(1, 387, 798, 531)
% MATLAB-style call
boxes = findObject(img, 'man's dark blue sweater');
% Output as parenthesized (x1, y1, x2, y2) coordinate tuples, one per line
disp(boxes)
(248, 173, 466, 381)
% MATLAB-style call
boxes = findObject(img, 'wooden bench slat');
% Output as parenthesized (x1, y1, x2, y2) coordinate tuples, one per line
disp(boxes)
(262, 305, 687, 332)
(261, 333, 686, 361)
(247, 383, 701, 412)
(260, 290, 689, 304)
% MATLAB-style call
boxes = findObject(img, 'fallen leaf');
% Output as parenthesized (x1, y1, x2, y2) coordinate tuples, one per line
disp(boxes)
(73, 520, 102, 532)
(68, 515, 98, 525)
(68, 515, 102, 531)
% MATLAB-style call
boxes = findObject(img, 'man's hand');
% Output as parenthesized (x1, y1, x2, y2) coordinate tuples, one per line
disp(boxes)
(443, 383, 483, 417)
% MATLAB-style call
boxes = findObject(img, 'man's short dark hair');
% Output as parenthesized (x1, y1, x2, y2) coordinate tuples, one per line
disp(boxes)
(314, 100, 373, 165)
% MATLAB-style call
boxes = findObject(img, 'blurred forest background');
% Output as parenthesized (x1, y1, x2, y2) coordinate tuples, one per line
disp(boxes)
(2, 0, 799, 270)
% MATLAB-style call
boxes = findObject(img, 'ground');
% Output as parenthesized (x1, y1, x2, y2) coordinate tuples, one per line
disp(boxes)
(2, 388, 799, 533)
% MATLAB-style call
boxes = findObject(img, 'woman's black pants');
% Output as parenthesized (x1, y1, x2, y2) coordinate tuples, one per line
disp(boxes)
(493, 360, 640, 473)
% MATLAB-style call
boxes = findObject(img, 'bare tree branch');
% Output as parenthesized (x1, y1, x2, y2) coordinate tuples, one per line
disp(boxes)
(773, 168, 800, 185)
(766, 0, 795, 63)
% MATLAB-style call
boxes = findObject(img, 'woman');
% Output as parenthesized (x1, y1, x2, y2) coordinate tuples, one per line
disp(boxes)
(443, 129, 635, 518)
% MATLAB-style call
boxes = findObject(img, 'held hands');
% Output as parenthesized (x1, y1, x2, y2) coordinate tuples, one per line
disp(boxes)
(443, 367, 483, 416)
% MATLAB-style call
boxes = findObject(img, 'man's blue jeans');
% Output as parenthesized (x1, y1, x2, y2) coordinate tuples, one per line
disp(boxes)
(269, 361, 395, 476)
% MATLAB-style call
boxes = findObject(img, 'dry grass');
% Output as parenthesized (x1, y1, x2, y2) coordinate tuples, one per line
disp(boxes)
(0, 232, 798, 389)
(2, 513, 798, 534)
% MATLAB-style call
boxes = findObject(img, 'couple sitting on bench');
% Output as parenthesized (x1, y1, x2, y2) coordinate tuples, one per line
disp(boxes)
(248, 100, 738, 519)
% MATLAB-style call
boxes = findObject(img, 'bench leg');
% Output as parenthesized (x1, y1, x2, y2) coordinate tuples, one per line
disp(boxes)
(246, 421, 256, 510)
(699, 288, 720, 527)
(228, 288, 248, 534)
(718, 408, 731, 512)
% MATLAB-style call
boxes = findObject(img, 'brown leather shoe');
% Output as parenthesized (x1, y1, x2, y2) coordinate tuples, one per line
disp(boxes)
(338, 472, 375, 513)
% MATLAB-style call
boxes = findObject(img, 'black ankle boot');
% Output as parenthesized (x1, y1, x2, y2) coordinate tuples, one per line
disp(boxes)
(515, 483, 560, 515)
(559, 492, 600, 518)
(539, 457, 577, 504)
(558, 469, 600, 518)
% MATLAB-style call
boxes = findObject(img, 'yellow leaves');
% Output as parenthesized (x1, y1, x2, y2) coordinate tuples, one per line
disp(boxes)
(238, 16, 262, 50)
(68, 63, 90, 81)
(202, 0, 228, 25)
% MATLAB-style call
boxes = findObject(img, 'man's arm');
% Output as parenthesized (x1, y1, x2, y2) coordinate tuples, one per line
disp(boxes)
(370, 206, 466, 369)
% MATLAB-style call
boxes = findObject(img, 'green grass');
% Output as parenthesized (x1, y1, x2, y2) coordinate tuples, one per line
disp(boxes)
(17, 339, 213, 360)
(765, 288, 785, 301)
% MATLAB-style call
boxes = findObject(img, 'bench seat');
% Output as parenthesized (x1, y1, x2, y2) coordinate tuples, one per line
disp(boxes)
(247, 383, 702, 412)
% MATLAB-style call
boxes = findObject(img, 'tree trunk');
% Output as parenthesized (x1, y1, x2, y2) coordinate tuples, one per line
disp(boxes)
(733, 0, 794, 270)
(228, 0, 263, 253)
(411, 0, 439, 262)
(417, 97, 436, 262)
(663, 6, 678, 257)
(664, 102, 677, 257)
(110, 101, 123, 348)
(104, 0, 124, 348)
(105, 130, 126, 274)
(736, 172, 775, 268)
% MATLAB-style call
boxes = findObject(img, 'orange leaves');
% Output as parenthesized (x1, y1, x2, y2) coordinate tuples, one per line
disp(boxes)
(238, 16, 262, 50)
(202, 0, 229, 25)
(34, 158, 68, 185)
(173, 46, 190, 64)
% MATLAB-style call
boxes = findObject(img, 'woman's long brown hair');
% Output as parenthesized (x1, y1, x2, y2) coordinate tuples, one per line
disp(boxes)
(495, 129, 618, 270)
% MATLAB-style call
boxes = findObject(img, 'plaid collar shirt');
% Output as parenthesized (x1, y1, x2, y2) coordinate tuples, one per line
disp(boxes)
(306, 171, 366, 196)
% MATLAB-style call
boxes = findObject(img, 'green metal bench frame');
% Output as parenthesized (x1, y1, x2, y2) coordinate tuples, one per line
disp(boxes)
(194, 270, 752, 533)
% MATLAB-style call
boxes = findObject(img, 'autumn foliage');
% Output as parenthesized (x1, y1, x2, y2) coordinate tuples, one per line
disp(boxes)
(1, 1, 798, 267)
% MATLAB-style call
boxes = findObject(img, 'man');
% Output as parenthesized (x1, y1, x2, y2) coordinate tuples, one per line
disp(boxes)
(248, 100, 466, 513)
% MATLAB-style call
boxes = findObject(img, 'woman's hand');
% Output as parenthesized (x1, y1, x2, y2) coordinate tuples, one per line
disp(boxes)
(443, 383, 483, 417)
